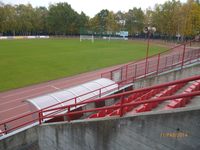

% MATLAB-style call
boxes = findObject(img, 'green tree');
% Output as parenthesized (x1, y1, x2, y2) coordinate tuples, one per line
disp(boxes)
(32, 7, 48, 35)
(181, 0, 200, 36)
(115, 11, 126, 31)
(0, 0, 199, 37)
(15, 4, 35, 35)
(144, 8, 153, 26)
(97, 9, 109, 34)
(125, 7, 145, 36)
(152, 0, 182, 37)
(79, 12, 89, 34)
(2, 5, 17, 35)
(89, 9, 118, 35)
(0, 4, 5, 35)
(106, 11, 118, 33)
(47, 3, 79, 35)
(191, 1, 200, 35)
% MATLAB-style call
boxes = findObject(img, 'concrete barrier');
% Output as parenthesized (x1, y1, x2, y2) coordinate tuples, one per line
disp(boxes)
(0, 125, 39, 150)
(1, 106, 200, 150)
(134, 62, 200, 89)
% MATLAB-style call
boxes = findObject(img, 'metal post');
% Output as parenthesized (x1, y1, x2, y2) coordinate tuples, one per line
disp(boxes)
(164, 56, 168, 70)
(99, 89, 101, 98)
(172, 55, 174, 65)
(41, 112, 43, 122)
(120, 67, 123, 82)
(156, 53, 160, 75)
(67, 106, 71, 122)
(181, 44, 186, 68)
(4, 123, 8, 134)
(75, 97, 77, 108)
(120, 96, 124, 117)
(111, 71, 113, 80)
(198, 49, 200, 62)
(145, 32, 150, 77)
(38, 111, 42, 125)
(134, 64, 137, 79)
(147, 61, 149, 74)
(125, 65, 128, 81)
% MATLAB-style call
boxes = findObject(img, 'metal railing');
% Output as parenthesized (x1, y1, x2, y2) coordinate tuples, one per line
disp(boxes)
(101, 39, 200, 85)
(39, 75, 200, 123)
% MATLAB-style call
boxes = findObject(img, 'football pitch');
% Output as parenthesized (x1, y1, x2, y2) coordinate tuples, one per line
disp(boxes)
(0, 38, 166, 92)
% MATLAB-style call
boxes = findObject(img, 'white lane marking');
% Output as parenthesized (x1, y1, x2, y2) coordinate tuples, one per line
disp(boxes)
(0, 87, 56, 106)
(0, 111, 32, 123)
(0, 104, 27, 113)
(1, 85, 54, 99)
(50, 85, 60, 90)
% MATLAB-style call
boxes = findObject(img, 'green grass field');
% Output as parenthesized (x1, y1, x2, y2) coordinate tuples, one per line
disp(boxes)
(0, 38, 166, 92)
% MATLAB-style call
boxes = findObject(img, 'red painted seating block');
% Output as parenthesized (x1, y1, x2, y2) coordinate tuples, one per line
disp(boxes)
(89, 113, 98, 118)
(174, 98, 186, 107)
(143, 103, 152, 111)
(167, 100, 181, 108)
(109, 109, 120, 116)
(136, 105, 146, 112)
(151, 102, 158, 108)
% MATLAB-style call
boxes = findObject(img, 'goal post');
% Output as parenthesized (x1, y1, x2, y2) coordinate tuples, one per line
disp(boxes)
(80, 35, 94, 43)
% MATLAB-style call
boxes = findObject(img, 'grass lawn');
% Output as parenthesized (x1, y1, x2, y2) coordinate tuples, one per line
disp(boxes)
(0, 38, 166, 92)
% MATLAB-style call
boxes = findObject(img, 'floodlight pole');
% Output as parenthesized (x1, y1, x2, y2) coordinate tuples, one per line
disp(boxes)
(144, 27, 156, 77)
(145, 31, 150, 76)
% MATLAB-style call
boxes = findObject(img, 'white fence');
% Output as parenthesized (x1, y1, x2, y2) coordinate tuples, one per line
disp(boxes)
(102, 36, 128, 40)
(0, 36, 50, 40)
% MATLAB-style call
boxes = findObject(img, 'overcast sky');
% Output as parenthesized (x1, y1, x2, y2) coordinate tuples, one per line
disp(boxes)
(2, 0, 187, 17)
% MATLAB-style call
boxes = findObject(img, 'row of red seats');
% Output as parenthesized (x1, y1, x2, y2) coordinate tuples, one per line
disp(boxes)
(88, 80, 200, 118)
(165, 80, 200, 109)
(135, 83, 186, 113)
(88, 87, 165, 118)
(108, 88, 165, 116)
(88, 90, 148, 118)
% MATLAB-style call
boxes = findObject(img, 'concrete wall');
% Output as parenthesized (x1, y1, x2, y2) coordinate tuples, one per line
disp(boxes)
(134, 63, 200, 89)
(39, 107, 200, 150)
(1, 106, 200, 150)
(0, 125, 39, 150)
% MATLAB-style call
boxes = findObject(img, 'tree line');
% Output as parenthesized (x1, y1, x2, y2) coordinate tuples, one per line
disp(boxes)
(0, 0, 199, 39)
